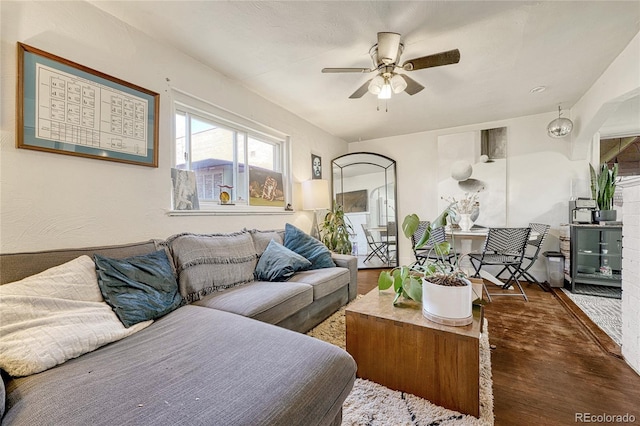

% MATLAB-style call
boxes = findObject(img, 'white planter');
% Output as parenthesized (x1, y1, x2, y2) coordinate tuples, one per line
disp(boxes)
(422, 277, 473, 326)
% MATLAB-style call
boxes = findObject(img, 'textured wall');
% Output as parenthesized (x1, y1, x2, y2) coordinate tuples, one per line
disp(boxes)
(621, 177, 640, 375)
(0, 1, 347, 253)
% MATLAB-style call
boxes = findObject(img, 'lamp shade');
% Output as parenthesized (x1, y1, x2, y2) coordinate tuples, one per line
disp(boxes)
(302, 179, 331, 211)
(368, 75, 385, 95)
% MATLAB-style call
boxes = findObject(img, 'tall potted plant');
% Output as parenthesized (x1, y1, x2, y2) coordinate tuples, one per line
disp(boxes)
(590, 163, 618, 222)
(319, 202, 353, 255)
(378, 206, 480, 326)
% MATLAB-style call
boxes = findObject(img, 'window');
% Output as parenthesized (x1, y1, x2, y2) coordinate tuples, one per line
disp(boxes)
(173, 92, 290, 212)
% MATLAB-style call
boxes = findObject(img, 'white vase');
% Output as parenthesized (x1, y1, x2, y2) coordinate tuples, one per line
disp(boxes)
(422, 277, 473, 326)
(458, 213, 473, 231)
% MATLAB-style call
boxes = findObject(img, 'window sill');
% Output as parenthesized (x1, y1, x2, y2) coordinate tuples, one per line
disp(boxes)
(167, 206, 295, 216)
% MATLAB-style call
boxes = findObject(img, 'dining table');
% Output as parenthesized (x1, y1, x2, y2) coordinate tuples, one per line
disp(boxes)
(446, 226, 539, 288)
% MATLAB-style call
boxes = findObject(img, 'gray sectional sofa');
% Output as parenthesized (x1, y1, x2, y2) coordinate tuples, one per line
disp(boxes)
(0, 227, 358, 425)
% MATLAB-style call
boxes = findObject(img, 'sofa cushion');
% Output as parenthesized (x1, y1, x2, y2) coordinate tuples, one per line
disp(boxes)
(193, 281, 313, 324)
(94, 250, 184, 327)
(254, 240, 311, 282)
(284, 223, 336, 270)
(0, 256, 151, 377)
(288, 267, 351, 300)
(246, 228, 285, 255)
(2, 306, 356, 426)
(165, 232, 258, 302)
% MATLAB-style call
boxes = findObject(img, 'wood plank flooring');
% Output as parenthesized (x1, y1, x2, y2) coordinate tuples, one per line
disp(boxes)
(356, 269, 640, 426)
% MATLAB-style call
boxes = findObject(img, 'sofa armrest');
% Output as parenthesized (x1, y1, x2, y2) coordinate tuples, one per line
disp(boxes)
(331, 253, 358, 301)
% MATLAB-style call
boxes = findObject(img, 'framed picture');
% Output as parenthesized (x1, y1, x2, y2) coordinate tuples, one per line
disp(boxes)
(248, 166, 285, 207)
(311, 154, 322, 179)
(171, 168, 200, 210)
(337, 189, 368, 213)
(17, 43, 159, 167)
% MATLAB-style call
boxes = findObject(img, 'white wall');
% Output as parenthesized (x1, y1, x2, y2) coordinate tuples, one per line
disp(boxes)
(620, 177, 640, 375)
(0, 1, 348, 253)
(350, 112, 590, 278)
(571, 31, 640, 161)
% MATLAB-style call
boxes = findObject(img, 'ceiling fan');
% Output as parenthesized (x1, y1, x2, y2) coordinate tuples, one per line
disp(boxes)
(322, 32, 460, 99)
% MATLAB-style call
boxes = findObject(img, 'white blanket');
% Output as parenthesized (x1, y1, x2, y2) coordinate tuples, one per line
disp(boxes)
(0, 255, 151, 377)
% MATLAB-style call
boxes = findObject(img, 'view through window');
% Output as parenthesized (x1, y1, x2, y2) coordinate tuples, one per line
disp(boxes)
(175, 106, 287, 208)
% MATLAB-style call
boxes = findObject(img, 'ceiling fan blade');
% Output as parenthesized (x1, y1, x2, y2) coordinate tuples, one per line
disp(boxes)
(322, 67, 372, 73)
(349, 79, 372, 99)
(402, 49, 460, 71)
(399, 74, 424, 95)
(376, 32, 402, 65)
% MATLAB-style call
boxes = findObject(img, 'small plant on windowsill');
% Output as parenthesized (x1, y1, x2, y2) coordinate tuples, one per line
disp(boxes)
(378, 206, 483, 325)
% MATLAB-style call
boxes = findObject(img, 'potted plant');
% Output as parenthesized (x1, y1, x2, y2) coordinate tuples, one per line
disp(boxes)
(319, 202, 353, 255)
(378, 207, 481, 326)
(590, 163, 618, 222)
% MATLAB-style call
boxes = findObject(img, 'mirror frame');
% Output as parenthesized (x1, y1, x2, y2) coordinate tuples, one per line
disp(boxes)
(331, 152, 398, 269)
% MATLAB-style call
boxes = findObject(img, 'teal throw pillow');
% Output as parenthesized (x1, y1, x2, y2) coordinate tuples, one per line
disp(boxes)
(94, 250, 183, 328)
(255, 239, 312, 282)
(284, 223, 336, 270)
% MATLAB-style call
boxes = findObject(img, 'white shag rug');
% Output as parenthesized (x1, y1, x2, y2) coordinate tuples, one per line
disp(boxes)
(307, 300, 494, 426)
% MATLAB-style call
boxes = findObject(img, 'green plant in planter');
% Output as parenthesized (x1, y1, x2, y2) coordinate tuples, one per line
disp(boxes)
(378, 206, 472, 305)
(319, 202, 353, 255)
(590, 163, 618, 211)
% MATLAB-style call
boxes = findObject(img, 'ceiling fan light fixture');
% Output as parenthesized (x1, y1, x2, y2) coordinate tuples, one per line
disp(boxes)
(368, 75, 385, 95)
(547, 105, 574, 138)
(378, 78, 392, 99)
(390, 74, 407, 94)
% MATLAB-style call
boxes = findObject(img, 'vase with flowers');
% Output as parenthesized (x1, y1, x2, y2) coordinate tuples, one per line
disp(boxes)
(442, 188, 483, 231)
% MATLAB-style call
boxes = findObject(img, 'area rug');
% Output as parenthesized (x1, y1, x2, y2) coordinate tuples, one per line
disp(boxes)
(307, 300, 494, 426)
(562, 288, 622, 345)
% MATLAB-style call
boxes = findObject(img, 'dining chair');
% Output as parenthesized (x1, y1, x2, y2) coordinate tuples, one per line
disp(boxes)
(411, 221, 431, 265)
(468, 227, 532, 301)
(362, 224, 389, 263)
(496, 223, 551, 291)
(411, 222, 456, 266)
(385, 221, 397, 264)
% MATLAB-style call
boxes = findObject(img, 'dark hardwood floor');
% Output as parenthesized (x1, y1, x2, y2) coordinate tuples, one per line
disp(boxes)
(356, 269, 640, 426)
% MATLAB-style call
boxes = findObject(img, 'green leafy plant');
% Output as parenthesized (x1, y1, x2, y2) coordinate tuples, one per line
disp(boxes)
(319, 202, 353, 255)
(590, 163, 618, 210)
(378, 206, 472, 305)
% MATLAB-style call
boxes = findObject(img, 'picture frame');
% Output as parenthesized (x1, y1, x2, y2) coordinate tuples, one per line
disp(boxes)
(17, 43, 159, 167)
(311, 154, 322, 179)
(248, 165, 285, 207)
(337, 189, 368, 213)
(171, 168, 200, 210)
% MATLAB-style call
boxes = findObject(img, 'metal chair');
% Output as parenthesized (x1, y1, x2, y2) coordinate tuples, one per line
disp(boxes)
(411, 222, 455, 266)
(496, 223, 551, 291)
(362, 224, 389, 263)
(385, 221, 397, 264)
(468, 227, 531, 301)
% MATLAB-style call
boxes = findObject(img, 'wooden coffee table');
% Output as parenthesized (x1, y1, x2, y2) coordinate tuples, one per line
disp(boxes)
(345, 287, 483, 417)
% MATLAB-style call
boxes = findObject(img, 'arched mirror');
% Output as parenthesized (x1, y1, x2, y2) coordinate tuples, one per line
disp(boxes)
(332, 153, 398, 269)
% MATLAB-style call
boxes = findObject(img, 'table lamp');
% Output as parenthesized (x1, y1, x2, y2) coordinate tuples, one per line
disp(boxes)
(302, 179, 331, 239)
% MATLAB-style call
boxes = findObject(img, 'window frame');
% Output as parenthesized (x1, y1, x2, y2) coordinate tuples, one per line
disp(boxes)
(170, 89, 292, 215)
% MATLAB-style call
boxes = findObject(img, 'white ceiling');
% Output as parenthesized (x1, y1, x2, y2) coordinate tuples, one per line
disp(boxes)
(90, 1, 640, 142)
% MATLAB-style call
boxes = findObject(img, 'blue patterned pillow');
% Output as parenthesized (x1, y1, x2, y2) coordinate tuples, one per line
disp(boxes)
(284, 223, 336, 270)
(255, 240, 312, 282)
(94, 250, 183, 327)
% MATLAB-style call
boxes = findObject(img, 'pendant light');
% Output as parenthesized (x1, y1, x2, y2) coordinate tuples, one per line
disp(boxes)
(547, 105, 574, 138)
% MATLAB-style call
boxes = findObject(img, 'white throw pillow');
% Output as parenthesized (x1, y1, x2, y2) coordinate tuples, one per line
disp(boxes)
(0, 255, 151, 377)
